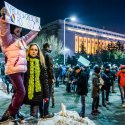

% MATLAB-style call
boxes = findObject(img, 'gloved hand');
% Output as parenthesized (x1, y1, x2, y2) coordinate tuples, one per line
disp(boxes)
(44, 98, 49, 103)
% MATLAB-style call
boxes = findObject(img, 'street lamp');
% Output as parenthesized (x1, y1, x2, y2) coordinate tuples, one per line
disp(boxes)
(64, 16, 76, 65)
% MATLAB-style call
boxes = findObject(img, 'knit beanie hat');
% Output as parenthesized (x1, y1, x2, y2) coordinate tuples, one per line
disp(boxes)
(94, 66, 100, 73)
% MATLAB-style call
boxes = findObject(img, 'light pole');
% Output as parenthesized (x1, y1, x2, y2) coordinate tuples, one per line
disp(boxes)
(63, 16, 76, 65)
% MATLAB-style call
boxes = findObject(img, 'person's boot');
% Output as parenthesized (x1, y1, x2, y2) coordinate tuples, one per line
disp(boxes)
(102, 103, 106, 107)
(51, 103, 55, 108)
(0, 110, 11, 123)
(43, 113, 54, 119)
(91, 110, 98, 116)
(16, 112, 25, 120)
(30, 106, 38, 123)
(39, 107, 44, 118)
(95, 109, 101, 114)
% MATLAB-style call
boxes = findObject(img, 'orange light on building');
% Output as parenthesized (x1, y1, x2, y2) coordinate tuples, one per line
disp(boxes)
(75, 35, 121, 54)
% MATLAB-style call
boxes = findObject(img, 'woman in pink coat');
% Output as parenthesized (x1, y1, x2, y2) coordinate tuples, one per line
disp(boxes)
(0, 8, 39, 122)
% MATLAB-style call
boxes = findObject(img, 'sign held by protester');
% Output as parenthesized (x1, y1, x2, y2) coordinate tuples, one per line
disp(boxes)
(4, 1, 40, 31)
(78, 56, 90, 66)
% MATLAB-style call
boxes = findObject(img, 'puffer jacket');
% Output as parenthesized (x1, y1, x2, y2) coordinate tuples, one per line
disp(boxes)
(0, 18, 38, 75)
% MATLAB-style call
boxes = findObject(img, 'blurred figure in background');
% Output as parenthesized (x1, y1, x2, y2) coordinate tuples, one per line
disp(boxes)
(42, 43, 54, 118)
(116, 65, 125, 108)
(74, 66, 88, 118)
(101, 64, 113, 106)
(91, 65, 102, 115)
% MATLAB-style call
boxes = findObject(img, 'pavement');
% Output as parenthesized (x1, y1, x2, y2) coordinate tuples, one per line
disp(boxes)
(0, 78, 125, 125)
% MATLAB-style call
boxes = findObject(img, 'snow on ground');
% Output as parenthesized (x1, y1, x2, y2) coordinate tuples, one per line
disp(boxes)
(5, 111, 95, 125)
(0, 82, 11, 99)
(1, 104, 95, 125)
(0, 90, 11, 99)
(39, 110, 95, 125)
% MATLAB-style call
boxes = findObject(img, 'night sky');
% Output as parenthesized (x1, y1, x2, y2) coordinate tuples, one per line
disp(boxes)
(0, 0, 125, 34)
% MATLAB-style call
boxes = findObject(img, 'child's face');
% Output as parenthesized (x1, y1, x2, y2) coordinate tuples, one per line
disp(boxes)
(29, 45, 38, 57)
(14, 27, 22, 37)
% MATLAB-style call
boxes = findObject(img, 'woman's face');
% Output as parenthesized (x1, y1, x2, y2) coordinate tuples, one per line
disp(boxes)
(14, 27, 22, 37)
(29, 45, 39, 57)
(106, 68, 110, 71)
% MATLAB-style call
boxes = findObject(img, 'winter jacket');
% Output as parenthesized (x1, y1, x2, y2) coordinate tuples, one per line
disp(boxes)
(101, 71, 113, 86)
(91, 72, 101, 98)
(42, 49, 54, 83)
(23, 59, 49, 105)
(76, 70, 88, 95)
(65, 70, 73, 83)
(0, 18, 38, 75)
(62, 66, 66, 76)
(110, 68, 117, 81)
(116, 70, 125, 87)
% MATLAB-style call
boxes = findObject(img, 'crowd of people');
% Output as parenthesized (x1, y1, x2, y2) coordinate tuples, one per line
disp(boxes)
(0, 7, 125, 124)
(52, 63, 124, 115)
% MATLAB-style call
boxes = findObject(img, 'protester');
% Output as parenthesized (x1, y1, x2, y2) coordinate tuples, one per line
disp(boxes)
(74, 66, 88, 118)
(65, 67, 73, 93)
(54, 64, 60, 87)
(61, 65, 67, 84)
(110, 64, 117, 93)
(23, 43, 49, 122)
(116, 65, 125, 108)
(42, 43, 54, 118)
(101, 64, 113, 106)
(91, 65, 102, 115)
(0, 7, 38, 122)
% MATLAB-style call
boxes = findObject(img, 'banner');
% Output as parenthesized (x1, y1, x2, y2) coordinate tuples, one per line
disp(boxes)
(4, 1, 40, 31)
(78, 56, 90, 66)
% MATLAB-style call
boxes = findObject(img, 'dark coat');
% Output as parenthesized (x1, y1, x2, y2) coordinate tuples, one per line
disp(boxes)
(42, 49, 54, 83)
(76, 70, 88, 95)
(91, 72, 100, 98)
(101, 70, 113, 86)
(23, 60, 49, 105)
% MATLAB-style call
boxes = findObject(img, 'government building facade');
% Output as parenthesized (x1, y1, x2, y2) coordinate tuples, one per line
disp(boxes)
(42, 20, 125, 56)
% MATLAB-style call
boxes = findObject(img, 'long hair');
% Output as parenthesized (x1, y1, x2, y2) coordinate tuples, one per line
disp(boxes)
(26, 43, 46, 67)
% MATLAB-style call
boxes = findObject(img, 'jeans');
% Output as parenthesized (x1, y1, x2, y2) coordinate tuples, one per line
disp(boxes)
(92, 96, 99, 111)
(39, 101, 44, 117)
(80, 95, 85, 117)
(102, 85, 111, 104)
(8, 73, 25, 115)
(44, 83, 52, 115)
(30, 105, 39, 118)
(119, 86, 125, 103)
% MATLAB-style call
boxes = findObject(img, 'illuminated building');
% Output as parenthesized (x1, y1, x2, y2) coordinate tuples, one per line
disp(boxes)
(42, 20, 125, 55)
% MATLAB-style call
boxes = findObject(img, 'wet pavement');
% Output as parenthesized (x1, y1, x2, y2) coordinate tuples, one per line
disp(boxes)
(0, 80, 125, 125)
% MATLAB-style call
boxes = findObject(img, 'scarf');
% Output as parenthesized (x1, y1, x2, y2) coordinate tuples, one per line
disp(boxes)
(28, 58, 41, 100)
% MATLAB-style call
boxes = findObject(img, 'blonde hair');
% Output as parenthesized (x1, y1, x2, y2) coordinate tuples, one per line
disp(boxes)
(26, 43, 46, 67)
